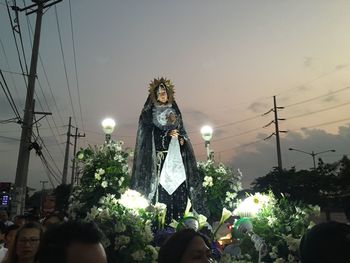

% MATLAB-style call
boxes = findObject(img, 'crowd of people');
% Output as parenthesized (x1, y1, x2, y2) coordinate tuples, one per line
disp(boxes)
(0, 209, 350, 263)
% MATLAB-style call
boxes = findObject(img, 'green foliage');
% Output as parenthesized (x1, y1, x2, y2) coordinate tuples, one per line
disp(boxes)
(69, 142, 161, 262)
(69, 142, 131, 218)
(252, 155, 350, 210)
(227, 192, 320, 263)
(197, 160, 242, 221)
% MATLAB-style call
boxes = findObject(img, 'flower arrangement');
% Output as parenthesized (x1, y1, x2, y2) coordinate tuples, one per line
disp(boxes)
(69, 142, 166, 262)
(222, 192, 320, 263)
(85, 192, 160, 263)
(197, 160, 243, 220)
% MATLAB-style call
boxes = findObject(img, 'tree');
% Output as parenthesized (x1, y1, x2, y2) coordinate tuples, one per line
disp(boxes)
(252, 155, 350, 212)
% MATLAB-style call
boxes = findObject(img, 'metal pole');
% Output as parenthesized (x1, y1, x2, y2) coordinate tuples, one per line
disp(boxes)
(273, 96, 283, 171)
(62, 117, 72, 184)
(13, 3, 44, 216)
(311, 151, 316, 170)
(71, 127, 78, 186)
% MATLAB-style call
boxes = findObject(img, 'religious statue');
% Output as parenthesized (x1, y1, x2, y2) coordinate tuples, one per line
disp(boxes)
(131, 77, 208, 222)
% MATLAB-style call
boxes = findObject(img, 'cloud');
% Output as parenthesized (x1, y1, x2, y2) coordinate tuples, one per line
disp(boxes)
(247, 101, 269, 113)
(335, 64, 347, 70)
(303, 57, 313, 68)
(230, 124, 350, 188)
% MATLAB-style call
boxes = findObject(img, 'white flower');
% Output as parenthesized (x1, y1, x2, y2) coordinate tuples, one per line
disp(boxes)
(95, 173, 101, 180)
(114, 235, 130, 249)
(131, 250, 146, 261)
(283, 234, 300, 252)
(101, 181, 108, 188)
(85, 206, 99, 221)
(77, 153, 84, 160)
(275, 258, 286, 263)
(140, 225, 154, 243)
(234, 192, 272, 217)
(146, 245, 158, 262)
(202, 176, 213, 188)
(118, 189, 149, 210)
(97, 168, 105, 175)
(219, 207, 232, 224)
(114, 222, 126, 233)
(118, 177, 125, 186)
(267, 216, 277, 226)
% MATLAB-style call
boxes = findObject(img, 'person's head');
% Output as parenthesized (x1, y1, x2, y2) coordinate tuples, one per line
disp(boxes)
(158, 229, 214, 263)
(157, 83, 168, 104)
(9, 222, 42, 263)
(4, 225, 20, 249)
(148, 77, 175, 105)
(299, 221, 350, 263)
(39, 220, 107, 263)
(42, 213, 63, 231)
(14, 215, 26, 227)
(0, 210, 9, 222)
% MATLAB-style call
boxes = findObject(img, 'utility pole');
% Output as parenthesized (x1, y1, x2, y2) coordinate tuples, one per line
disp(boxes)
(12, 0, 62, 217)
(62, 117, 72, 184)
(263, 96, 287, 171)
(70, 127, 85, 186)
(39, 180, 48, 217)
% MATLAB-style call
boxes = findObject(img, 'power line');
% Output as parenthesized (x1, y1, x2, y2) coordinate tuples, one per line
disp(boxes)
(289, 116, 350, 131)
(0, 69, 22, 120)
(5, 0, 28, 87)
(11, 1, 30, 75)
(0, 135, 20, 141)
(284, 86, 350, 108)
(287, 101, 350, 120)
(54, 5, 78, 127)
(192, 126, 264, 146)
(0, 38, 23, 104)
(68, 0, 85, 133)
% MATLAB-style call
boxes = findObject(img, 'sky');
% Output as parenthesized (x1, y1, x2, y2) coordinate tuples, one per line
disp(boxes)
(1, 0, 350, 190)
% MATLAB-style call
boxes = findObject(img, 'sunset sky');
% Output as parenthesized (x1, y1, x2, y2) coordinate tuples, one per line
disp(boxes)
(1, 0, 350, 190)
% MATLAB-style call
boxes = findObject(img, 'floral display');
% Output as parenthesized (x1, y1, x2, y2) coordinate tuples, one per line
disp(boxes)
(69, 140, 321, 263)
(198, 160, 243, 220)
(223, 192, 320, 263)
(69, 141, 164, 262)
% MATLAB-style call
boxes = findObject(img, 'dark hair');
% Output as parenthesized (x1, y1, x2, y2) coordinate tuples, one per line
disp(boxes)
(158, 229, 211, 263)
(38, 220, 104, 263)
(299, 221, 350, 263)
(7, 222, 43, 263)
(4, 225, 20, 238)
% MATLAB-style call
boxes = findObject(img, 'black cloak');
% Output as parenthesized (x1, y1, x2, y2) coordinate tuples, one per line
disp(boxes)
(131, 96, 209, 217)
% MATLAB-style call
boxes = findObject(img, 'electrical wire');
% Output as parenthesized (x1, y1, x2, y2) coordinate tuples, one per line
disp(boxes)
(0, 69, 22, 120)
(68, 0, 85, 134)
(5, 0, 28, 87)
(284, 86, 350, 108)
(286, 101, 350, 120)
(54, 5, 78, 127)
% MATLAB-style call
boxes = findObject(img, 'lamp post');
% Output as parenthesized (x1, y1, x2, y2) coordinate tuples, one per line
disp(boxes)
(201, 125, 213, 161)
(288, 148, 336, 169)
(101, 118, 116, 144)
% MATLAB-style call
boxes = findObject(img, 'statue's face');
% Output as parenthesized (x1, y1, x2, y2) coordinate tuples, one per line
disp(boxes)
(157, 87, 168, 104)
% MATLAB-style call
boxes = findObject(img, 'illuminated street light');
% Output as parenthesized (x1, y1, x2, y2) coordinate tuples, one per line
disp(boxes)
(201, 125, 213, 160)
(288, 147, 336, 169)
(101, 118, 116, 143)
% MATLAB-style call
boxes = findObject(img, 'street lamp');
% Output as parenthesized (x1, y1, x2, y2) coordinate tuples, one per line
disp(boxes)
(288, 147, 336, 169)
(201, 125, 213, 160)
(101, 118, 116, 144)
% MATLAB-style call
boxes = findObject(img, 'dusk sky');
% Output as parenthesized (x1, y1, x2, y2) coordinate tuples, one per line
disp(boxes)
(1, 0, 350, 190)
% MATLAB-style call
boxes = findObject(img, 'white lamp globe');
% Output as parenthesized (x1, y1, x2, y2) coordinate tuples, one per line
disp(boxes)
(201, 125, 213, 141)
(101, 118, 116, 135)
